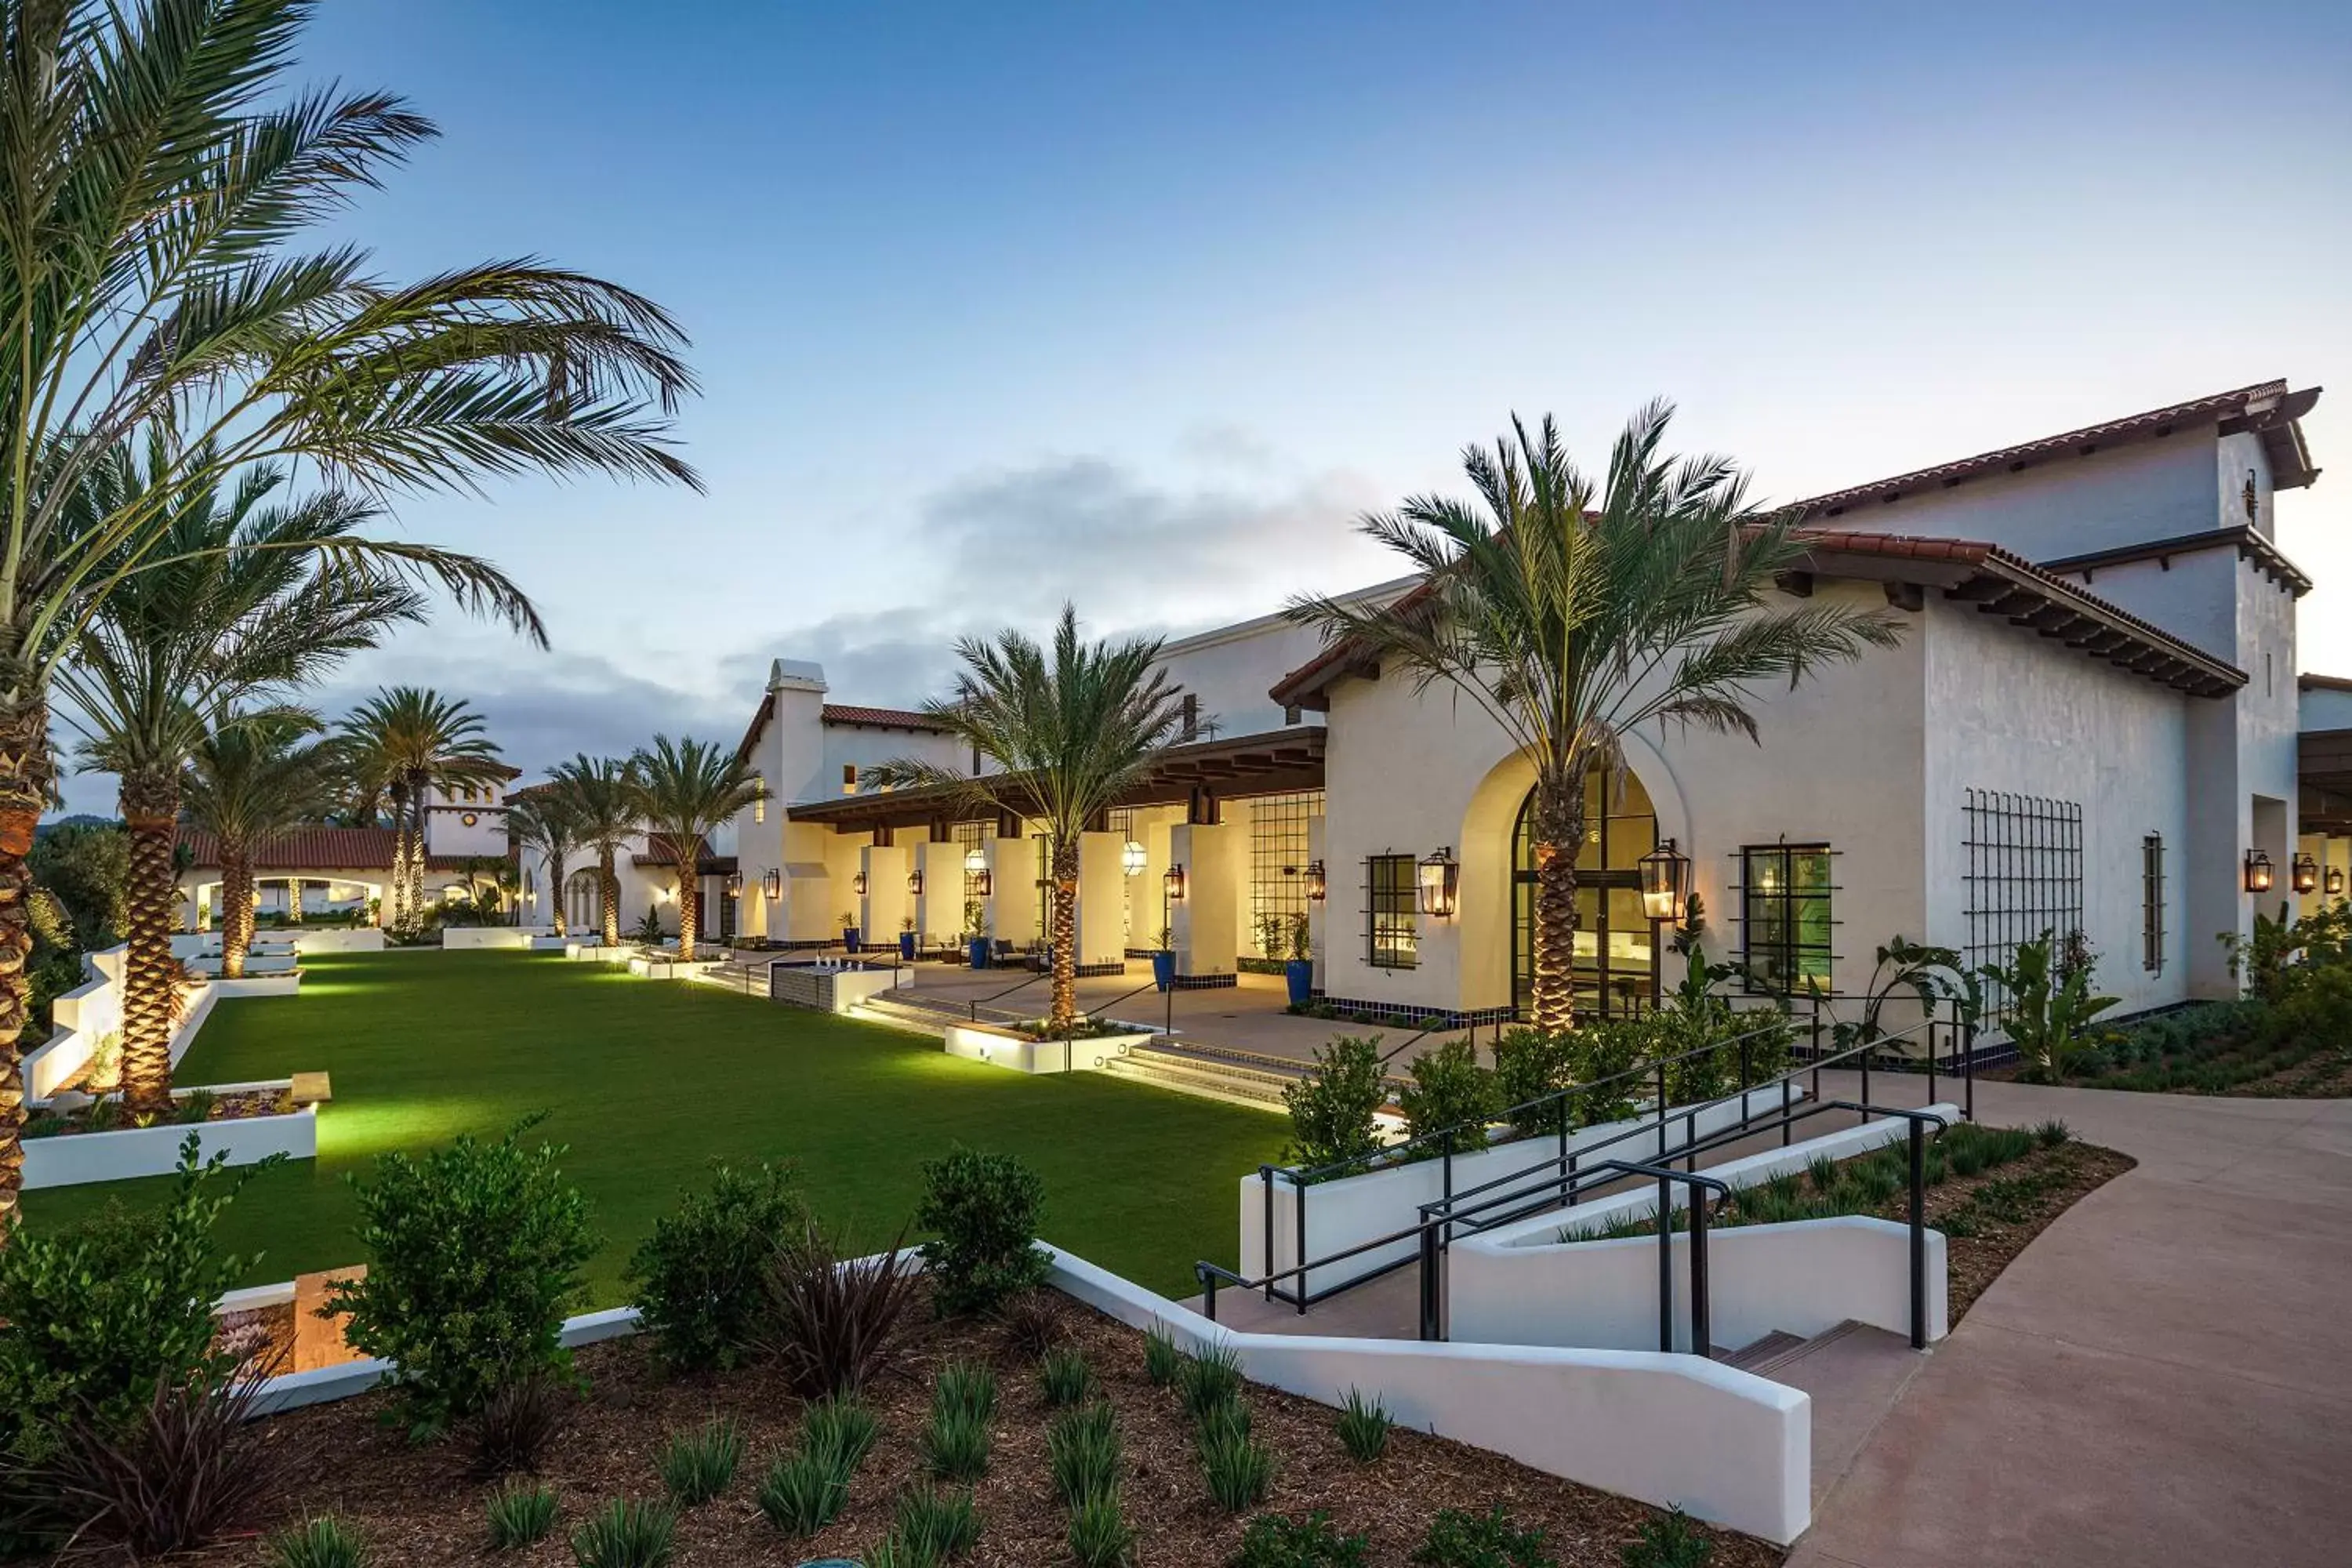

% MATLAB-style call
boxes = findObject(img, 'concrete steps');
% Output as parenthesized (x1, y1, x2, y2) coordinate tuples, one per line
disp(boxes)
(1723, 1319, 1928, 1504)
(1102, 1044, 1299, 1111)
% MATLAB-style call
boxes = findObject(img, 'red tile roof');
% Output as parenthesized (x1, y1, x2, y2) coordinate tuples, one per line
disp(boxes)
(176, 826, 395, 871)
(821, 703, 952, 732)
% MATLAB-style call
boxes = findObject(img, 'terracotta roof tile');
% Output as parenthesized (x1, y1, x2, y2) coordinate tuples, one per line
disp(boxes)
(176, 826, 395, 871)
(822, 703, 951, 731)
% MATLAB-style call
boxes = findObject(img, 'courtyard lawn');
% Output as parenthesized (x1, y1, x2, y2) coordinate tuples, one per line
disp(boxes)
(21, 951, 1288, 1304)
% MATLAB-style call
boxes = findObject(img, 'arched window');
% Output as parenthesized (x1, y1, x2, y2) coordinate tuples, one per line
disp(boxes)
(1511, 771, 1659, 1019)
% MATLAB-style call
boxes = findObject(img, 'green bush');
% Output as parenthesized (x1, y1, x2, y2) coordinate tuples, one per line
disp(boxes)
(1233, 1511, 1368, 1568)
(803, 1395, 880, 1475)
(1397, 1038, 1497, 1149)
(1143, 1320, 1184, 1386)
(568, 1497, 675, 1568)
(922, 1361, 996, 1481)
(915, 1147, 1051, 1317)
(655, 1417, 741, 1504)
(626, 1161, 804, 1373)
(755, 1448, 848, 1537)
(330, 1120, 599, 1439)
(893, 1483, 980, 1563)
(486, 1479, 559, 1550)
(1047, 1401, 1122, 1508)
(1283, 1035, 1388, 1171)
(1620, 1507, 1712, 1568)
(1491, 1028, 1575, 1136)
(1566, 1018, 1658, 1123)
(1039, 1345, 1094, 1406)
(1178, 1341, 1245, 1420)
(1335, 1386, 1391, 1461)
(1412, 1504, 1555, 1567)
(1195, 1399, 1272, 1511)
(0, 1137, 269, 1475)
(267, 1515, 368, 1568)
(1066, 1490, 1134, 1568)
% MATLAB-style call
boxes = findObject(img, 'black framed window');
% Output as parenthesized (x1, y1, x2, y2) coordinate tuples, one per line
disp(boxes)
(1366, 854, 1417, 969)
(1740, 844, 1832, 993)
(2142, 833, 2165, 974)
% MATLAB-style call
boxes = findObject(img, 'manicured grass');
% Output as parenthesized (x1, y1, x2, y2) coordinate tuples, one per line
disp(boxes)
(21, 952, 1287, 1302)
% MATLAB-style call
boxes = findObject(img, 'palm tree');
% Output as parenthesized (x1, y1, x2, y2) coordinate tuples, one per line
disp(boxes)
(1287, 402, 1903, 1033)
(548, 755, 640, 948)
(182, 714, 339, 981)
(866, 607, 1188, 1034)
(629, 736, 762, 963)
(338, 689, 506, 938)
(508, 792, 580, 938)
(0, 1, 698, 1229)
(56, 446, 430, 1116)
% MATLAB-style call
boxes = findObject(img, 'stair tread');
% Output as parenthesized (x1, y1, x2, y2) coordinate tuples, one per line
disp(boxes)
(1721, 1330, 1808, 1372)
(1737, 1319, 1873, 1377)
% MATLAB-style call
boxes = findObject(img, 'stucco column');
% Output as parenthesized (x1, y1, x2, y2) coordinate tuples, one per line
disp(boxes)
(985, 832, 1038, 951)
(913, 838, 960, 949)
(1075, 832, 1126, 968)
(1171, 822, 1240, 978)
(861, 843, 909, 950)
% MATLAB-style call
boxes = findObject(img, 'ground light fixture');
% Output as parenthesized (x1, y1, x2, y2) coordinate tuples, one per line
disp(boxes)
(1163, 863, 1187, 902)
(2244, 849, 2274, 894)
(907, 868, 924, 897)
(1638, 837, 1693, 924)
(1305, 859, 1327, 902)
(1122, 839, 1147, 875)
(2330, 866, 2347, 898)
(762, 868, 782, 901)
(2293, 851, 2320, 895)
(1417, 847, 1459, 919)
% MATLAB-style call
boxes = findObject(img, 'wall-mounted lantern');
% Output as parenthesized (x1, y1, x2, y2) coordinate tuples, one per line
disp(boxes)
(1122, 840, 1147, 876)
(724, 869, 742, 897)
(1417, 847, 1459, 920)
(907, 868, 924, 898)
(2328, 866, 2347, 898)
(762, 868, 782, 901)
(2292, 851, 2320, 895)
(1304, 859, 1327, 902)
(2244, 849, 2274, 894)
(972, 868, 993, 898)
(851, 871, 867, 897)
(1638, 837, 1693, 924)
(1163, 863, 1187, 902)
(964, 845, 988, 875)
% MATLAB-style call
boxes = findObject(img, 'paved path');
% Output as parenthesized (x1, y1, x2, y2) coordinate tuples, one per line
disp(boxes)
(1791, 1073, 2352, 1568)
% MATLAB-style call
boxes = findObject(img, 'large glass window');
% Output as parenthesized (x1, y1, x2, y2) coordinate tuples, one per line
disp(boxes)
(1366, 854, 1417, 969)
(1511, 774, 1658, 1018)
(953, 819, 996, 918)
(2142, 833, 2165, 975)
(1740, 844, 1833, 993)
(1249, 790, 1324, 955)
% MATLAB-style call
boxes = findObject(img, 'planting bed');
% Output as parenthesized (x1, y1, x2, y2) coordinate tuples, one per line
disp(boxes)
(24, 1085, 291, 1138)
(200, 1284, 1780, 1568)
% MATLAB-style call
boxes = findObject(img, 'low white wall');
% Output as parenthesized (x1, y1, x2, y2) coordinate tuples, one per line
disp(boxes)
(25, 1101, 314, 1189)
(626, 955, 719, 980)
(769, 962, 903, 1013)
(183, 953, 298, 976)
(210, 974, 300, 998)
(1242, 1085, 1809, 1298)
(442, 927, 550, 950)
(564, 942, 633, 962)
(943, 1022, 1152, 1073)
(1047, 1246, 1810, 1545)
(24, 946, 126, 1102)
(291, 928, 383, 954)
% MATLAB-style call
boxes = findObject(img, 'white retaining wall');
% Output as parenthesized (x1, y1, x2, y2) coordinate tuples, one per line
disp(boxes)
(442, 927, 550, 950)
(182, 953, 299, 976)
(1242, 1085, 1809, 1298)
(942, 1022, 1152, 1073)
(24, 946, 125, 1102)
(291, 928, 383, 954)
(26, 1099, 315, 1189)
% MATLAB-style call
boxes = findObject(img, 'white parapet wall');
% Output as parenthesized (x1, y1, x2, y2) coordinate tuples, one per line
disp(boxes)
(290, 928, 384, 955)
(626, 954, 720, 980)
(442, 927, 552, 950)
(769, 960, 904, 1013)
(1446, 1106, 1960, 1353)
(1241, 1084, 1809, 1299)
(564, 942, 635, 962)
(942, 1022, 1154, 1073)
(182, 953, 299, 977)
(24, 946, 126, 1102)
(26, 1097, 315, 1189)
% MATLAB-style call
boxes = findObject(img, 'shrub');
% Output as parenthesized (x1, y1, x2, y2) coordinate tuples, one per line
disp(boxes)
(1282, 1036, 1387, 1170)
(1335, 1386, 1391, 1461)
(1067, 1490, 1134, 1568)
(267, 1515, 368, 1568)
(760, 1223, 920, 1399)
(1233, 1510, 1369, 1568)
(49, 1368, 280, 1558)
(2033, 1118, 2072, 1149)
(1566, 1018, 1659, 1123)
(756, 1448, 848, 1537)
(803, 1395, 880, 1475)
(1620, 1507, 1712, 1568)
(568, 1497, 677, 1568)
(996, 1290, 1067, 1359)
(1179, 1341, 1246, 1420)
(1047, 1401, 1122, 1508)
(915, 1146, 1051, 1317)
(1195, 1403, 1273, 1511)
(894, 1483, 981, 1563)
(655, 1417, 742, 1504)
(1143, 1320, 1184, 1386)
(1413, 1504, 1556, 1567)
(486, 1479, 560, 1549)
(174, 1087, 218, 1125)
(935, 1359, 998, 1421)
(1398, 1038, 1497, 1148)
(1040, 1346, 1094, 1406)
(1491, 1028, 1575, 1135)
(626, 1161, 804, 1373)
(470, 1370, 572, 1476)
(0, 1137, 270, 1475)
(331, 1120, 598, 1439)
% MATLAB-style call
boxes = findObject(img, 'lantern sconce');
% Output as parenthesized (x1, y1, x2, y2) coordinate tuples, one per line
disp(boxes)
(1122, 839, 1147, 877)
(1416, 847, 1459, 920)
(964, 845, 988, 874)
(761, 867, 782, 902)
(2328, 865, 2347, 899)
(2244, 849, 2274, 894)
(907, 868, 924, 898)
(1304, 859, 1327, 903)
(972, 868, 993, 898)
(724, 869, 742, 897)
(851, 871, 867, 898)
(2292, 851, 2319, 895)
(1163, 863, 1187, 902)
(1638, 837, 1693, 924)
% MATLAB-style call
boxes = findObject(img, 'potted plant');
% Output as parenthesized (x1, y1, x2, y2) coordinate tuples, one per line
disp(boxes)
(1151, 924, 1176, 993)
(1284, 911, 1314, 1006)
(966, 902, 990, 969)
(839, 909, 860, 953)
(898, 914, 918, 961)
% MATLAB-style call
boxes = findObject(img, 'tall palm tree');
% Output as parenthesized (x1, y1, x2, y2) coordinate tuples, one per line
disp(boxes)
(548, 755, 640, 948)
(1287, 402, 1903, 1033)
(0, 0, 698, 1228)
(507, 791, 579, 938)
(629, 736, 761, 963)
(866, 607, 1188, 1034)
(181, 713, 339, 981)
(338, 688, 504, 939)
(56, 447, 430, 1116)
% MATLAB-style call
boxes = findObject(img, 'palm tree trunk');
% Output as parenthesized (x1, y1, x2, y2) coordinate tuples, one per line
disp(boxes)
(387, 784, 412, 933)
(0, 688, 53, 1235)
(1048, 837, 1080, 1033)
(1530, 773, 1585, 1036)
(221, 848, 255, 980)
(119, 769, 182, 1120)
(600, 849, 619, 948)
(548, 851, 568, 938)
(677, 874, 699, 962)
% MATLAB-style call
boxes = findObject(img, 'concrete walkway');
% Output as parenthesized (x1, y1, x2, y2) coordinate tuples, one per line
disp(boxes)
(1791, 1073, 2352, 1568)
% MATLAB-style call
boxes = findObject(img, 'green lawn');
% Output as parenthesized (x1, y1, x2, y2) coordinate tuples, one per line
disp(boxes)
(22, 952, 1287, 1303)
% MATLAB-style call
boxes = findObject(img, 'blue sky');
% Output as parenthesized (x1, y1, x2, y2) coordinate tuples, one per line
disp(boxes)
(55, 0, 2352, 808)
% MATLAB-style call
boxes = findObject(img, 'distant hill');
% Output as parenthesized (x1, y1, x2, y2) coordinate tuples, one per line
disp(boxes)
(37, 815, 119, 836)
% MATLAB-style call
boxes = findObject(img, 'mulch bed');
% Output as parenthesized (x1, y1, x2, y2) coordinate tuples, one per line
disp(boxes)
(192, 1283, 1782, 1568)
(30, 1087, 293, 1137)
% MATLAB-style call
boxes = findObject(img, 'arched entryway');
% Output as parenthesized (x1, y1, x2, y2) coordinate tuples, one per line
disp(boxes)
(566, 869, 602, 933)
(1511, 771, 1660, 1018)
